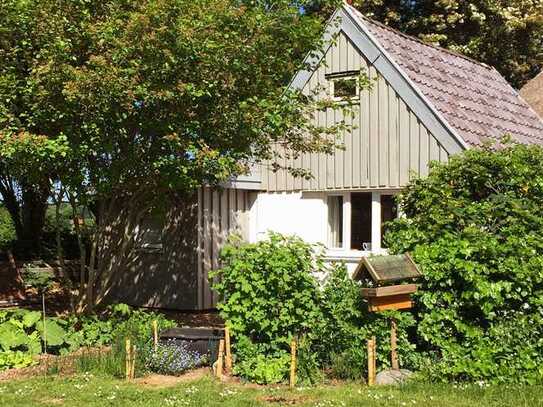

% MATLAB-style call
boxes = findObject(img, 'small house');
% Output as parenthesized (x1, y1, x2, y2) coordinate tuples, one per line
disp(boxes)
(108, 3, 543, 311)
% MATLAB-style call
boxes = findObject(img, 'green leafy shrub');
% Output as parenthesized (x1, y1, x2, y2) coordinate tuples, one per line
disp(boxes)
(233, 336, 290, 384)
(212, 233, 324, 383)
(0, 309, 74, 370)
(385, 143, 543, 384)
(0, 351, 34, 370)
(0, 206, 15, 252)
(21, 264, 56, 293)
(212, 233, 323, 346)
(296, 335, 324, 385)
(0, 304, 176, 373)
(70, 304, 176, 378)
(213, 234, 418, 384)
(315, 265, 418, 380)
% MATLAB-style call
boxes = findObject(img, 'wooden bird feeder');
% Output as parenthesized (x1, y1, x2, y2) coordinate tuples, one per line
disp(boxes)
(353, 253, 422, 378)
(353, 253, 421, 312)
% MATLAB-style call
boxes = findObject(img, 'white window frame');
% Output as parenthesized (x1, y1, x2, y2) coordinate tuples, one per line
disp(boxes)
(326, 192, 349, 250)
(329, 75, 360, 102)
(325, 191, 398, 255)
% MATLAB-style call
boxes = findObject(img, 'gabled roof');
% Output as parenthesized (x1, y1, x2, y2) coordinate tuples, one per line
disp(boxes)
(294, 4, 543, 149)
(520, 71, 543, 120)
(344, 5, 543, 147)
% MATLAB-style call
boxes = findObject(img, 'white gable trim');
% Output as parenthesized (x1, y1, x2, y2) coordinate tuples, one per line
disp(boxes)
(291, 6, 468, 155)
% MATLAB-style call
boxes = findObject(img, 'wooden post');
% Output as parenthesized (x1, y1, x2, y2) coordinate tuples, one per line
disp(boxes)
(289, 339, 297, 388)
(125, 339, 131, 381)
(367, 336, 376, 386)
(391, 318, 399, 370)
(216, 339, 225, 379)
(224, 327, 232, 374)
(152, 320, 159, 351)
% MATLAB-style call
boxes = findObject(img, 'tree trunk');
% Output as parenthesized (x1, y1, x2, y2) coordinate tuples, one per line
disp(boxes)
(20, 180, 49, 257)
(53, 184, 75, 313)
(0, 175, 23, 239)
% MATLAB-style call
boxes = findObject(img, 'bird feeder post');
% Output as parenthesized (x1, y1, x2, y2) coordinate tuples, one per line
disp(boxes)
(390, 317, 399, 370)
(353, 253, 422, 383)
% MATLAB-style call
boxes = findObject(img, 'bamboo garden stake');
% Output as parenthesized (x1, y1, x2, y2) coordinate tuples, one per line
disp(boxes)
(125, 339, 131, 381)
(216, 339, 225, 379)
(224, 327, 232, 374)
(367, 337, 376, 386)
(290, 339, 297, 388)
(153, 320, 159, 351)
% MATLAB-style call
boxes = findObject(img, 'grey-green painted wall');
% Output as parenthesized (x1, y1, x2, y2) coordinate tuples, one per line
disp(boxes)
(262, 31, 449, 192)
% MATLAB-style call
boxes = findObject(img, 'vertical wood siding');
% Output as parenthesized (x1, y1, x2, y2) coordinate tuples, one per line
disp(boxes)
(197, 187, 249, 309)
(262, 31, 449, 192)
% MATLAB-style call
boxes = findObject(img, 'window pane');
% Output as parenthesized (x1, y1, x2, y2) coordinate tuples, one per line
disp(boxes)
(328, 196, 343, 248)
(334, 78, 357, 98)
(351, 192, 372, 250)
(381, 195, 397, 248)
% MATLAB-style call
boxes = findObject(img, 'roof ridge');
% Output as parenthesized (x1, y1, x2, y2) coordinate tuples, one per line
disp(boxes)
(345, 4, 495, 72)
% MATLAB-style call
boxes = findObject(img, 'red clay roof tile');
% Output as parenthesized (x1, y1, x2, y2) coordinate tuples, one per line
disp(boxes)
(346, 4, 543, 147)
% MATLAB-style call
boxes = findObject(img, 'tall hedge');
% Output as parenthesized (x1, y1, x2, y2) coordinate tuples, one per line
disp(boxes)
(385, 143, 543, 383)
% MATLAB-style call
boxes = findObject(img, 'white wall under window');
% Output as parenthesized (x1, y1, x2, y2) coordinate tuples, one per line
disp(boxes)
(248, 190, 399, 274)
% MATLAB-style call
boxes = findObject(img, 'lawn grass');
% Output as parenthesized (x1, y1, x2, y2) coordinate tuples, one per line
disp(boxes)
(0, 373, 541, 407)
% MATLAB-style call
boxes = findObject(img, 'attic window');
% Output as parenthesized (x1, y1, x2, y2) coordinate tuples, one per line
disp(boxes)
(333, 78, 358, 99)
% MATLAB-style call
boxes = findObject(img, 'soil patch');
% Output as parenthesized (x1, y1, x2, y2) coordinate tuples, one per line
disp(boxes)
(134, 368, 211, 388)
(258, 394, 313, 405)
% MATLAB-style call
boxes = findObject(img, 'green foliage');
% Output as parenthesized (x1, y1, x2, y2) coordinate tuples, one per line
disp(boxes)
(296, 335, 324, 385)
(74, 348, 127, 378)
(212, 233, 325, 383)
(0, 351, 34, 370)
(69, 304, 176, 378)
(21, 265, 56, 293)
(315, 265, 418, 380)
(66, 304, 176, 354)
(345, 1, 543, 88)
(0, 206, 15, 251)
(213, 234, 418, 384)
(0, 309, 73, 370)
(385, 143, 543, 383)
(0, 304, 175, 373)
(212, 233, 323, 348)
(233, 336, 291, 385)
(0, 0, 346, 197)
(0, 0, 355, 305)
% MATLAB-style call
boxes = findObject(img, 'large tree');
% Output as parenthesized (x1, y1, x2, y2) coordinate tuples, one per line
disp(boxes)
(308, 0, 543, 88)
(0, 0, 350, 309)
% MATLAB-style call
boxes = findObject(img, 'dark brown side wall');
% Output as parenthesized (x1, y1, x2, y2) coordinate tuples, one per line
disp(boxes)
(105, 193, 200, 310)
